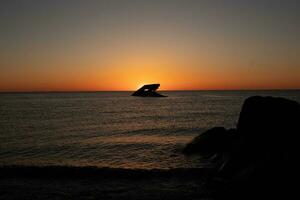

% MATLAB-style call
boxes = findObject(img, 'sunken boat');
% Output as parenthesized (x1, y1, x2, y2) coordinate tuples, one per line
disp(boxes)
(131, 84, 167, 97)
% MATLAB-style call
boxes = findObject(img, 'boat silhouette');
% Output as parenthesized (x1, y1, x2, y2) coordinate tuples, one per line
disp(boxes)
(131, 84, 167, 97)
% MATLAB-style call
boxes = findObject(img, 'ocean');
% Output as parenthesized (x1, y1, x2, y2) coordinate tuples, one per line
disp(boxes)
(1, 90, 299, 169)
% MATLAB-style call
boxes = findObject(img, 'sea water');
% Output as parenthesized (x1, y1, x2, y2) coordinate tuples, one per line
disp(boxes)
(1, 91, 299, 169)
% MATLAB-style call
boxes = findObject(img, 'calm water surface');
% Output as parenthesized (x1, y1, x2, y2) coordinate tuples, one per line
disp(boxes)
(0, 91, 299, 169)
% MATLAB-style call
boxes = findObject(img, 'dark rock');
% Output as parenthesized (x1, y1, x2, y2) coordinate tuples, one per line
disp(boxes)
(184, 96, 300, 198)
(220, 96, 300, 173)
(183, 127, 238, 155)
(238, 96, 299, 156)
(216, 96, 300, 198)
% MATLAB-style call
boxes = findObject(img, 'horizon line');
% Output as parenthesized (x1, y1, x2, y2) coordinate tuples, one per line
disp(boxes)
(1, 88, 300, 93)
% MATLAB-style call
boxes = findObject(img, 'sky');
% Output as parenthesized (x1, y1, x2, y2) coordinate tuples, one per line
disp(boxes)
(0, 0, 299, 91)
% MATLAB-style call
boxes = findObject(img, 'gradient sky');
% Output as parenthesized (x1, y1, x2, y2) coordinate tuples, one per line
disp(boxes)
(0, 0, 299, 91)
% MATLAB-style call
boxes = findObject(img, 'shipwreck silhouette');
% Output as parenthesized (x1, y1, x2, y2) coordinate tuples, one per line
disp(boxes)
(132, 84, 166, 97)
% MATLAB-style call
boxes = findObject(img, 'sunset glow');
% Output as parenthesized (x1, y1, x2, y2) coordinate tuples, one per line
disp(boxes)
(0, 0, 299, 92)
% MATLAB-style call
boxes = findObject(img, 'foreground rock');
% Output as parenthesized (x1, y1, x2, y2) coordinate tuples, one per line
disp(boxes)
(184, 96, 300, 199)
(183, 127, 238, 155)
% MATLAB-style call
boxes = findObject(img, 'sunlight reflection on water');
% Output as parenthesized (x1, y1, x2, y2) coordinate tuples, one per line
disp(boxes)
(0, 90, 299, 169)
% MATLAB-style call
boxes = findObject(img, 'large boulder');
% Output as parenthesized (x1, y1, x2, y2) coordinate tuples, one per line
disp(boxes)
(237, 96, 299, 156)
(183, 96, 300, 198)
(216, 96, 300, 198)
(220, 96, 300, 172)
(183, 127, 238, 155)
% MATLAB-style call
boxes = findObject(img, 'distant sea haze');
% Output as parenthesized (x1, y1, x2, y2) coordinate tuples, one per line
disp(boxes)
(0, 90, 299, 169)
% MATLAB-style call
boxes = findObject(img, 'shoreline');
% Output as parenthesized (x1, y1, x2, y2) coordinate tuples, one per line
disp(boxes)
(0, 165, 213, 200)
(0, 165, 214, 179)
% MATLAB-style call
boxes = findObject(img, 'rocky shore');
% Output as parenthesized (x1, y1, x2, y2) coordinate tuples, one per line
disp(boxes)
(184, 96, 300, 199)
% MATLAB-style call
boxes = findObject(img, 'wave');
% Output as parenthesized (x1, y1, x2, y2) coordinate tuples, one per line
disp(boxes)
(115, 127, 202, 136)
(0, 165, 213, 179)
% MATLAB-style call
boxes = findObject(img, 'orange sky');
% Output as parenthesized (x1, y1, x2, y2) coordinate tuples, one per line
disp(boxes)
(0, 1, 299, 91)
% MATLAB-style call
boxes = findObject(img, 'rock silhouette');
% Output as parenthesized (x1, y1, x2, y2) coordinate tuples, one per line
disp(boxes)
(183, 127, 238, 155)
(184, 96, 300, 199)
(132, 84, 166, 97)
